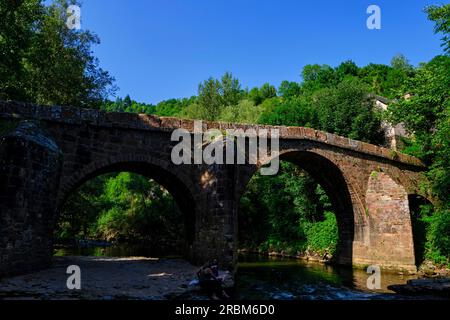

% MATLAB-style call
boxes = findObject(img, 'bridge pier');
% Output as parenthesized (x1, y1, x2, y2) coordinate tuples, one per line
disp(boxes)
(352, 171, 417, 273)
(192, 165, 237, 271)
(0, 121, 62, 277)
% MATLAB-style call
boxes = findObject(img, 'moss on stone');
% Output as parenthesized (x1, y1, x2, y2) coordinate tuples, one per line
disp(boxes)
(389, 150, 399, 160)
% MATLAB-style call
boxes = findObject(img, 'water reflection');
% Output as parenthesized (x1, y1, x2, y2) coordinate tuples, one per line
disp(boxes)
(53, 245, 182, 259)
(236, 254, 418, 300)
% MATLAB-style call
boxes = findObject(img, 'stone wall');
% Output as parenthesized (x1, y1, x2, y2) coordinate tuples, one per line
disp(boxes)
(0, 121, 62, 277)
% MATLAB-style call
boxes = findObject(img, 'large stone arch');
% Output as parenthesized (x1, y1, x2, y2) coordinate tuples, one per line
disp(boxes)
(235, 146, 360, 266)
(56, 154, 199, 255)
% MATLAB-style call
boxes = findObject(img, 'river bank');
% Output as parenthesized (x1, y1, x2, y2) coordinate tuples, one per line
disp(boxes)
(1, 249, 448, 300)
(238, 248, 332, 264)
(388, 278, 450, 298)
(238, 248, 450, 277)
(0, 256, 201, 300)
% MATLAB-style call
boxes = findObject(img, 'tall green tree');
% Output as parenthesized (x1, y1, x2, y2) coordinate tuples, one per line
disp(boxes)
(192, 72, 243, 120)
(197, 77, 223, 120)
(425, 4, 450, 54)
(278, 80, 301, 98)
(248, 83, 277, 105)
(301, 64, 338, 90)
(388, 3, 450, 266)
(389, 55, 450, 192)
(220, 72, 242, 107)
(313, 78, 384, 143)
(0, 0, 42, 101)
(335, 60, 359, 80)
(0, 0, 115, 108)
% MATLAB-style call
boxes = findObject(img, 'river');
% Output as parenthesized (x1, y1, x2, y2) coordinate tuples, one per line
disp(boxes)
(235, 254, 419, 300)
(52, 245, 427, 300)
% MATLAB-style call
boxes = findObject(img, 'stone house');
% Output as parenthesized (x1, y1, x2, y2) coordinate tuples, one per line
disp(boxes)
(371, 94, 409, 151)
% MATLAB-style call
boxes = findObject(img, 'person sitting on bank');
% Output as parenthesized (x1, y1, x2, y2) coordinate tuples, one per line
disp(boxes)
(210, 259, 219, 278)
(197, 260, 229, 300)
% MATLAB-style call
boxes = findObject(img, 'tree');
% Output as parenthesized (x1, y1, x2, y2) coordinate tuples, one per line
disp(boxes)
(0, 0, 116, 108)
(102, 95, 155, 113)
(248, 83, 277, 105)
(391, 54, 413, 71)
(258, 96, 315, 127)
(336, 60, 359, 80)
(301, 64, 322, 83)
(123, 95, 132, 109)
(301, 64, 338, 90)
(197, 77, 223, 121)
(155, 97, 195, 116)
(278, 81, 301, 98)
(58, 174, 111, 239)
(389, 55, 450, 177)
(0, 0, 41, 102)
(219, 99, 260, 123)
(259, 83, 277, 100)
(190, 72, 243, 121)
(314, 78, 384, 144)
(358, 63, 390, 95)
(425, 4, 450, 54)
(248, 87, 263, 105)
(220, 72, 242, 107)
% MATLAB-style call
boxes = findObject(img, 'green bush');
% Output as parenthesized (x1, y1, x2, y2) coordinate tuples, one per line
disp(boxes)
(423, 208, 450, 266)
(304, 211, 338, 255)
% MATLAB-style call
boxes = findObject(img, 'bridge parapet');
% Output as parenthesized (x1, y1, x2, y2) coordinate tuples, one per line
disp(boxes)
(0, 100, 424, 168)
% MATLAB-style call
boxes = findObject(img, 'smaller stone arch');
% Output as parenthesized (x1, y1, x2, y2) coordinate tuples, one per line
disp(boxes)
(57, 154, 198, 207)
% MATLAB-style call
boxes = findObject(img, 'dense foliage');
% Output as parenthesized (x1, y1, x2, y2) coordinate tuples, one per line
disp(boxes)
(0, 0, 115, 108)
(386, 5, 450, 265)
(2, 1, 448, 266)
(58, 173, 184, 252)
(239, 162, 337, 255)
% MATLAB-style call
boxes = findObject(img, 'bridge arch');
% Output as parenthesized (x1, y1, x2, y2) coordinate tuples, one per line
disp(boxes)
(56, 155, 199, 250)
(236, 148, 360, 265)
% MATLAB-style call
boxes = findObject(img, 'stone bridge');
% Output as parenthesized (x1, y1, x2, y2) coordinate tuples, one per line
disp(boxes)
(0, 101, 429, 277)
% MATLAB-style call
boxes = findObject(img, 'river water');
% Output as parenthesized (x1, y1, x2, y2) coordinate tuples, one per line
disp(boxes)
(235, 254, 419, 300)
(53, 245, 424, 300)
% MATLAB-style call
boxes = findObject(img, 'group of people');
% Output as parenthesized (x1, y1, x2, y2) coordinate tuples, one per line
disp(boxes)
(196, 259, 230, 300)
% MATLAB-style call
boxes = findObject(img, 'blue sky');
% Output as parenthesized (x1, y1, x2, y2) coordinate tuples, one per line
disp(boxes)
(77, 0, 444, 104)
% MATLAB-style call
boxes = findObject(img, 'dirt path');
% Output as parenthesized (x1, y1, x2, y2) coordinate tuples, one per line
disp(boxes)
(0, 256, 200, 300)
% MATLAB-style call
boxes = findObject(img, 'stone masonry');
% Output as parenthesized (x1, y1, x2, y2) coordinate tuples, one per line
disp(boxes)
(0, 101, 429, 277)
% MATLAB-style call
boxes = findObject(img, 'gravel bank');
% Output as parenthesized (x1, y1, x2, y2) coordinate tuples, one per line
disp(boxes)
(0, 256, 200, 300)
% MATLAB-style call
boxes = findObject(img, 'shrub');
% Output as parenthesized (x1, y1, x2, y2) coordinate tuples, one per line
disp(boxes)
(304, 211, 338, 255)
(423, 208, 450, 266)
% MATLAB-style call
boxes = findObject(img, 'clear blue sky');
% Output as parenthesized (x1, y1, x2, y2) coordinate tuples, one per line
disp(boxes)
(77, 0, 443, 104)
